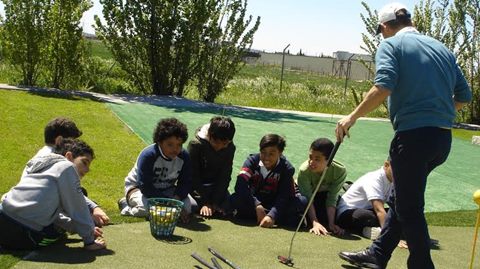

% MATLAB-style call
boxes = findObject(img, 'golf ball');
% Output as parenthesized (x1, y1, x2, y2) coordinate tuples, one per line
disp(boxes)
(473, 189, 480, 206)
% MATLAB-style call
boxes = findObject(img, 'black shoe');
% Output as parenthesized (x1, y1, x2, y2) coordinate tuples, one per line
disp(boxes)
(338, 249, 383, 269)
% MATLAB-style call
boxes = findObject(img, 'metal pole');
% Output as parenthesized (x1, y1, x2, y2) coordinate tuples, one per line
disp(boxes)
(280, 44, 290, 93)
(343, 53, 355, 97)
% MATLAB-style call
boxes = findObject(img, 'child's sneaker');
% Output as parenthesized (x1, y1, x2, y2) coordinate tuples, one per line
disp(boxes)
(362, 226, 381, 240)
(117, 197, 128, 211)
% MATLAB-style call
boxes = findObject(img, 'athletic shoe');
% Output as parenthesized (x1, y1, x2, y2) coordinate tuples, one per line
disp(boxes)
(118, 197, 128, 211)
(338, 249, 384, 269)
(363, 226, 381, 240)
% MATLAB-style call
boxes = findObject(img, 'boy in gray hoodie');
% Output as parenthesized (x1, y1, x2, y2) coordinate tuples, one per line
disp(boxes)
(0, 138, 106, 250)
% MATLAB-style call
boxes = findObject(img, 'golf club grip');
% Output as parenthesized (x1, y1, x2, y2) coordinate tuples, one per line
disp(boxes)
(211, 257, 224, 269)
(326, 141, 341, 167)
(208, 247, 241, 269)
(191, 252, 217, 269)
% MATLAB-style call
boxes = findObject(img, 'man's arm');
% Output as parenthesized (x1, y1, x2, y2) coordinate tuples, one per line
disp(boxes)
(336, 85, 391, 141)
(371, 199, 387, 227)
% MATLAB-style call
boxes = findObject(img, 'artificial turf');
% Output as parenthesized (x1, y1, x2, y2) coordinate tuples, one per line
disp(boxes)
(107, 98, 480, 212)
(13, 219, 478, 269)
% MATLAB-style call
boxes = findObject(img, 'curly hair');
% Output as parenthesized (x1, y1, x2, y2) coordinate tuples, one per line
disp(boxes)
(153, 118, 188, 144)
(54, 138, 95, 159)
(44, 117, 82, 145)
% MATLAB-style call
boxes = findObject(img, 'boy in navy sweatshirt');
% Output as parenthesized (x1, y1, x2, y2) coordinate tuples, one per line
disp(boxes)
(230, 134, 306, 228)
(119, 118, 194, 223)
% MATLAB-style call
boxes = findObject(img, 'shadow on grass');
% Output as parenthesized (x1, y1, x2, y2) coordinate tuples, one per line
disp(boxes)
(22, 241, 115, 264)
(177, 215, 212, 232)
(153, 234, 193, 245)
(25, 87, 106, 103)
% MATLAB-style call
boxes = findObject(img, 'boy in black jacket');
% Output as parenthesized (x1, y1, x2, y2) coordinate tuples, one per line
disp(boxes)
(188, 116, 236, 217)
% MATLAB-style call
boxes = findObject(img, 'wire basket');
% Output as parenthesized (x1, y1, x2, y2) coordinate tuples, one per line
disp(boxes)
(147, 198, 184, 238)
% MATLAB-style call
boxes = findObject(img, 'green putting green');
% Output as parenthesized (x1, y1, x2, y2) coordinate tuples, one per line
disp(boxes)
(107, 102, 479, 212)
(14, 220, 477, 269)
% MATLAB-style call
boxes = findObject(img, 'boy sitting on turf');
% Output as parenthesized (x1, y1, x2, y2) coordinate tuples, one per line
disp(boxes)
(119, 118, 195, 222)
(230, 134, 306, 228)
(2, 117, 110, 227)
(336, 158, 393, 239)
(188, 116, 236, 217)
(297, 138, 347, 236)
(0, 138, 106, 250)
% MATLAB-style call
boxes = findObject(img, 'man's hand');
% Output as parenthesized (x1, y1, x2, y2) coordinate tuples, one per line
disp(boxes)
(335, 115, 355, 142)
(259, 215, 275, 228)
(200, 205, 214, 217)
(92, 207, 110, 227)
(309, 221, 329, 235)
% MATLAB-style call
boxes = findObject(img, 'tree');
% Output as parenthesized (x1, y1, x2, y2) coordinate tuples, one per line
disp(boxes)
(360, 0, 479, 124)
(195, 0, 260, 102)
(95, 0, 212, 95)
(43, 0, 92, 89)
(95, 0, 259, 98)
(1, 0, 51, 86)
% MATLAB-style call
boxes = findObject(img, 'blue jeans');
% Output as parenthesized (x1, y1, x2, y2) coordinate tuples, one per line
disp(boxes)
(371, 127, 451, 269)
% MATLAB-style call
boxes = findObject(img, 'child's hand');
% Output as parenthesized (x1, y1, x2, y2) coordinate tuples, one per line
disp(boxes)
(259, 215, 275, 228)
(255, 205, 266, 224)
(200, 205, 214, 217)
(92, 207, 110, 227)
(84, 237, 107, 250)
(94, 226, 103, 238)
(329, 223, 345, 235)
(310, 221, 329, 235)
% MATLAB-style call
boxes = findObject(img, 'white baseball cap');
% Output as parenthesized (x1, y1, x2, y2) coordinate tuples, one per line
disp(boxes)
(376, 2, 411, 35)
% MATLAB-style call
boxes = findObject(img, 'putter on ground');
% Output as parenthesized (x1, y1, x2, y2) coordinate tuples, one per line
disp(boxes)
(211, 257, 223, 269)
(278, 141, 342, 267)
(208, 247, 241, 269)
(191, 252, 217, 269)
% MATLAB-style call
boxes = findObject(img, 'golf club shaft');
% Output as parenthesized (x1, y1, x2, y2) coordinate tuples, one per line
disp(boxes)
(211, 257, 223, 269)
(286, 141, 341, 259)
(208, 247, 240, 269)
(191, 252, 217, 269)
(469, 209, 480, 269)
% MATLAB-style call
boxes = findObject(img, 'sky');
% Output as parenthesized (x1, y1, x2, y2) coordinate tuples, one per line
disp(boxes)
(1, 0, 421, 57)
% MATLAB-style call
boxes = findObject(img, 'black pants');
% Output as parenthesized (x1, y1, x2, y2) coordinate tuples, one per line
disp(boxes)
(371, 127, 451, 269)
(230, 193, 307, 227)
(337, 208, 383, 234)
(0, 209, 63, 250)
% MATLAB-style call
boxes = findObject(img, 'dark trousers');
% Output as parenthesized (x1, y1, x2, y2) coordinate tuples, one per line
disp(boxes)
(310, 191, 338, 226)
(230, 193, 307, 227)
(337, 208, 382, 234)
(371, 127, 451, 269)
(0, 209, 63, 250)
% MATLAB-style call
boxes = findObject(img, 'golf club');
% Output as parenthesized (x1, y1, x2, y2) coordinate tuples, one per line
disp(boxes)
(208, 247, 241, 269)
(278, 140, 342, 267)
(469, 189, 480, 269)
(211, 257, 223, 269)
(191, 252, 217, 269)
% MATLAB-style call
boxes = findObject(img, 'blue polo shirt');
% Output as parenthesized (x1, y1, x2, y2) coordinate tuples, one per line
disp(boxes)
(374, 27, 472, 132)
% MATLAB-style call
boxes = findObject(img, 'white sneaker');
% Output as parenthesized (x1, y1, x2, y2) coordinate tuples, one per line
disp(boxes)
(362, 226, 381, 240)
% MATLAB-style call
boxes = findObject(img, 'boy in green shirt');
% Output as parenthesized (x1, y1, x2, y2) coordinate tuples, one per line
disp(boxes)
(297, 138, 346, 236)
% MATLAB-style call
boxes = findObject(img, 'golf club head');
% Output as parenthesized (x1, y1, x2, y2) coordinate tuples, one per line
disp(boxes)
(277, 255, 294, 267)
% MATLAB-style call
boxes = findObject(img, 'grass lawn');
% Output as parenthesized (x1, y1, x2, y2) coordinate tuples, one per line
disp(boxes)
(0, 89, 478, 268)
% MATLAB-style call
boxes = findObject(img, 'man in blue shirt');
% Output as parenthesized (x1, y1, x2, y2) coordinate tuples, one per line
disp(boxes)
(335, 2, 472, 269)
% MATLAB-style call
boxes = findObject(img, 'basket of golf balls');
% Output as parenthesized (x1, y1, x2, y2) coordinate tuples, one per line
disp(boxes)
(147, 198, 184, 238)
